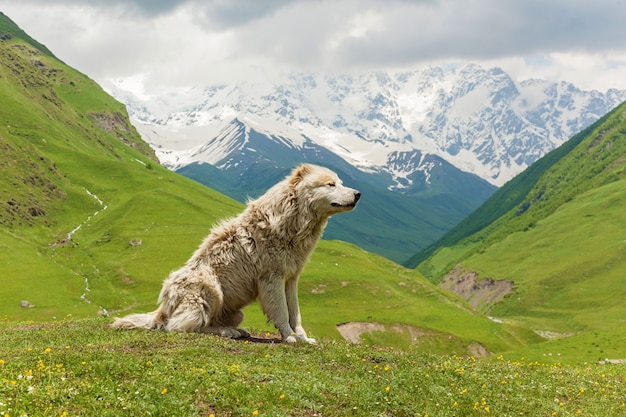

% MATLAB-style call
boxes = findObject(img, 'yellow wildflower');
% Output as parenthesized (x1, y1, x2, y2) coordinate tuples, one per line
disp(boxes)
(161, 388, 168, 395)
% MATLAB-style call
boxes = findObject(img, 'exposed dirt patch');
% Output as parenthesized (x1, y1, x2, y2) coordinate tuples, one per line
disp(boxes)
(533, 330, 574, 340)
(600, 358, 626, 365)
(89, 111, 158, 161)
(336, 321, 490, 357)
(337, 322, 386, 344)
(468, 342, 489, 358)
(439, 265, 514, 310)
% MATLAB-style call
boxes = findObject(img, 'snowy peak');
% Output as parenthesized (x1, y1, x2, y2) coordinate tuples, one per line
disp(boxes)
(108, 64, 626, 187)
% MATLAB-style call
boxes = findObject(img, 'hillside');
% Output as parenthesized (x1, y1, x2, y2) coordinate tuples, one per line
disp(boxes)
(0, 13, 540, 354)
(0, 13, 242, 318)
(412, 100, 626, 336)
(404, 108, 614, 269)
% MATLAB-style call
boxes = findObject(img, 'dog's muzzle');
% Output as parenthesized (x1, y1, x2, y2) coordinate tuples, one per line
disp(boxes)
(332, 191, 361, 208)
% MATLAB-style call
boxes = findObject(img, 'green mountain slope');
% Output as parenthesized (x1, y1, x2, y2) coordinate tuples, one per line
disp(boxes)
(412, 100, 626, 336)
(403, 112, 609, 270)
(0, 13, 536, 354)
(0, 12, 242, 319)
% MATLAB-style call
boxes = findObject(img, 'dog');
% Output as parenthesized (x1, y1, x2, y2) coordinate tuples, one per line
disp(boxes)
(111, 163, 360, 343)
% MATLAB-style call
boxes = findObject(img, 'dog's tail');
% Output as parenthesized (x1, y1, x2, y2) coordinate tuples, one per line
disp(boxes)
(110, 309, 163, 330)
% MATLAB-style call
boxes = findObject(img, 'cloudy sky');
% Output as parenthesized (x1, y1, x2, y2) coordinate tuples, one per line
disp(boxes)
(1, 0, 626, 94)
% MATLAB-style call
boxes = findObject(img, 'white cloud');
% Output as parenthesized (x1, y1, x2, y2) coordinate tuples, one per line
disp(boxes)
(1, 0, 626, 92)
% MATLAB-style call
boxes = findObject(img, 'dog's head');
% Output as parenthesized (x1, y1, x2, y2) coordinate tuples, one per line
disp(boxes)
(289, 164, 361, 215)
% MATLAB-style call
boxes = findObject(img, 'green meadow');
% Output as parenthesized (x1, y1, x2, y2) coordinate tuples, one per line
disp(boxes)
(1, 319, 625, 417)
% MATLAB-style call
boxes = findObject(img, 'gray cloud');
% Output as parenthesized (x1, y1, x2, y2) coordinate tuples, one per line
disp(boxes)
(2, 0, 187, 16)
(12, 0, 298, 23)
(196, 0, 297, 28)
(320, 0, 626, 67)
(0, 0, 625, 90)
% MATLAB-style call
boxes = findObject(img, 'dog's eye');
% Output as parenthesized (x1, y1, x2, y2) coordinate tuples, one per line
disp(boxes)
(327, 182, 336, 187)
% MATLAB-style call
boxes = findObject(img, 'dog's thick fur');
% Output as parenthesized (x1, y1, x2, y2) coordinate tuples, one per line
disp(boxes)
(111, 164, 360, 343)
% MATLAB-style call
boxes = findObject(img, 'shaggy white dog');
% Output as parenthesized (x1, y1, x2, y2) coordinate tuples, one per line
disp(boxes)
(111, 164, 360, 343)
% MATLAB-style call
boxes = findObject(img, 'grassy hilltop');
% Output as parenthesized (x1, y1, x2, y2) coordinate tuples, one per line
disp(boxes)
(1, 318, 625, 417)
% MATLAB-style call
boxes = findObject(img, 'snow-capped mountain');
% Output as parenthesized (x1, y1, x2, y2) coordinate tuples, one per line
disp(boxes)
(104, 64, 626, 264)
(107, 64, 626, 188)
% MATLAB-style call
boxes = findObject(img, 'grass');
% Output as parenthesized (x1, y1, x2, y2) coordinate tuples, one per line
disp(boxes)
(462, 177, 626, 333)
(1, 318, 625, 417)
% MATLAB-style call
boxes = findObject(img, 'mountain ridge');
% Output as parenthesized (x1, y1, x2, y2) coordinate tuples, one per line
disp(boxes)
(108, 65, 626, 187)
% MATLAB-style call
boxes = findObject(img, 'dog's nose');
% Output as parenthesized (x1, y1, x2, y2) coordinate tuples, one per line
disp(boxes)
(354, 191, 361, 202)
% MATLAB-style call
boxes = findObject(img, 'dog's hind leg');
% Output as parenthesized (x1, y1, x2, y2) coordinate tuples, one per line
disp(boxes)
(209, 310, 250, 338)
(163, 291, 249, 338)
(164, 300, 249, 338)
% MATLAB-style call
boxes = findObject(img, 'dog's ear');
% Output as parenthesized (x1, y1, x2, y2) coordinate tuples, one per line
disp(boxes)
(289, 164, 311, 188)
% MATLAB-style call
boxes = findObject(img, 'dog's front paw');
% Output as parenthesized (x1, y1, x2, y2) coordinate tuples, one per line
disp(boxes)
(296, 334, 317, 344)
(283, 334, 316, 344)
